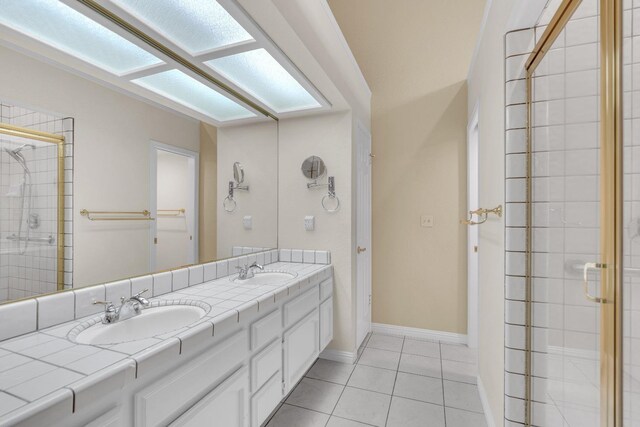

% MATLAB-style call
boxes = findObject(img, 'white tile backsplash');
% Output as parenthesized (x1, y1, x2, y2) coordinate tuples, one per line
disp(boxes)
(37, 292, 74, 329)
(0, 299, 37, 341)
(74, 285, 105, 319)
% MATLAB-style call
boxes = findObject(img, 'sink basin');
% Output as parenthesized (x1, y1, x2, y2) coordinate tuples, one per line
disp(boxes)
(232, 271, 296, 286)
(73, 304, 207, 345)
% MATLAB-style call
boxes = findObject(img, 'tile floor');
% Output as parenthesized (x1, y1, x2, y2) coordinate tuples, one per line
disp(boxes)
(265, 333, 487, 427)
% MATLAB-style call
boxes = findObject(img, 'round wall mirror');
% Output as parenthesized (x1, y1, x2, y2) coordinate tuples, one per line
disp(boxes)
(301, 155, 326, 180)
(233, 161, 245, 184)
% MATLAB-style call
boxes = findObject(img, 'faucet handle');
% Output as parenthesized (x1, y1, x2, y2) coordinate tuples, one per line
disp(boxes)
(132, 288, 149, 298)
(93, 300, 113, 306)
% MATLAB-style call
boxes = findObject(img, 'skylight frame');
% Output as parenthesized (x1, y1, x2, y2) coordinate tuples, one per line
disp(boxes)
(98, 0, 331, 116)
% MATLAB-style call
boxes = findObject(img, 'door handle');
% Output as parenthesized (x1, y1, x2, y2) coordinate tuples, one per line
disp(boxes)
(583, 262, 605, 303)
(357, 246, 367, 254)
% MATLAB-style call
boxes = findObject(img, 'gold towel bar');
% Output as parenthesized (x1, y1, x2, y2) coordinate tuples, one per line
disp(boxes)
(157, 209, 186, 216)
(460, 205, 502, 225)
(80, 209, 154, 221)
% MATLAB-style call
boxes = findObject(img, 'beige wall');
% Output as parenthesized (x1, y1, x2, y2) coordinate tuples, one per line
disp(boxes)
(278, 112, 354, 352)
(0, 45, 200, 287)
(467, 1, 514, 424)
(199, 123, 218, 263)
(328, 0, 484, 334)
(217, 121, 278, 258)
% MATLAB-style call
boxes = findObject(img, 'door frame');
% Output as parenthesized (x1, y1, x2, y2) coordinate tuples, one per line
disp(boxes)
(149, 141, 199, 272)
(355, 120, 372, 350)
(467, 102, 480, 350)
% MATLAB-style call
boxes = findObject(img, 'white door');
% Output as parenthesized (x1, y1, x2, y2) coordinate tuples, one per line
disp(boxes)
(466, 108, 479, 349)
(356, 121, 372, 349)
(149, 142, 199, 272)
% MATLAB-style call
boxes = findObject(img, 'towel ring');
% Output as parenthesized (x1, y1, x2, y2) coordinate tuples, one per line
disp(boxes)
(322, 194, 340, 213)
(223, 196, 237, 213)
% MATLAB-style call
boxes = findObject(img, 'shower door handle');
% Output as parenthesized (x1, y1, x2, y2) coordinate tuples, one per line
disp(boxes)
(583, 262, 605, 303)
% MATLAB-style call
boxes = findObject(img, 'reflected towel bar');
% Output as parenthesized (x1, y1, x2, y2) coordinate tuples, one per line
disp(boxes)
(80, 209, 154, 221)
(6, 234, 55, 244)
(157, 209, 185, 217)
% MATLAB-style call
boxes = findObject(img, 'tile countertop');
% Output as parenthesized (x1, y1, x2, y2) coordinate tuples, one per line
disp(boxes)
(0, 261, 332, 424)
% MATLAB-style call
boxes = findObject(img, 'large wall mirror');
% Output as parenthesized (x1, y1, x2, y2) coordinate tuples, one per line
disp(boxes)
(0, 0, 336, 304)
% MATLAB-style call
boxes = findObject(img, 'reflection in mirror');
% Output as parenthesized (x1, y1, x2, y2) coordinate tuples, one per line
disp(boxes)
(233, 161, 244, 185)
(0, 51, 277, 304)
(301, 155, 326, 180)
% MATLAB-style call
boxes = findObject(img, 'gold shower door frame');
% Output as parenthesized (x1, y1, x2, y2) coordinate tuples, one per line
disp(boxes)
(524, 0, 622, 425)
(0, 122, 66, 292)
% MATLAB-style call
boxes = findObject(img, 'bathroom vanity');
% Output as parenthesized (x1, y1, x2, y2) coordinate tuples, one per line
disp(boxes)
(0, 250, 333, 427)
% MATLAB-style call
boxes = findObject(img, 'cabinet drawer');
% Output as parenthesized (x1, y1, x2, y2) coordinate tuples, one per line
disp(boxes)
(250, 309, 280, 351)
(135, 330, 247, 427)
(320, 297, 333, 350)
(283, 286, 319, 328)
(251, 373, 282, 427)
(170, 367, 249, 427)
(320, 279, 332, 301)
(283, 309, 319, 393)
(250, 339, 281, 392)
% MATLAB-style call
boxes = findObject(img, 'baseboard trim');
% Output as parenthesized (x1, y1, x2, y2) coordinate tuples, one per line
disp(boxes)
(477, 375, 496, 427)
(319, 349, 356, 364)
(371, 323, 468, 344)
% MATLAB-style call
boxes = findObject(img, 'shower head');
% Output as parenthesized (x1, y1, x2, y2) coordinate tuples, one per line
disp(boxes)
(3, 143, 33, 174)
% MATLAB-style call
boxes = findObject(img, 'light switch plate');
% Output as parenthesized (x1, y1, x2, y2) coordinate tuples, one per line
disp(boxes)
(304, 216, 315, 231)
(243, 215, 252, 230)
(421, 215, 434, 228)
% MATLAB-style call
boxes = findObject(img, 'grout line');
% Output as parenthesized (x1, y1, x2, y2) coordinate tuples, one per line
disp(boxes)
(440, 342, 447, 427)
(383, 335, 404, 427)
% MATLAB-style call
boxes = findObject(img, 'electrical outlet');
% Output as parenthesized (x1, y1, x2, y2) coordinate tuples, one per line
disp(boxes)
(421, 215, 434, 228)
(304, 215, 315, 231)
(243, 215, 252, 230)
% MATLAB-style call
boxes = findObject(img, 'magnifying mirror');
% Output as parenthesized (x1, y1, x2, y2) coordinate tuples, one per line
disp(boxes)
(301, 156, 326, 180)
(233, 161, 245, 184)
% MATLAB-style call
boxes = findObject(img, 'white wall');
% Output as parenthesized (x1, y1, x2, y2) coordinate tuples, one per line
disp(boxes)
(217, 121, 278, 258)
(466, 1, 515, 424)
(278, 112, 355, 353)
(156, 150, 191, 271)
(0, 45, 200, 287)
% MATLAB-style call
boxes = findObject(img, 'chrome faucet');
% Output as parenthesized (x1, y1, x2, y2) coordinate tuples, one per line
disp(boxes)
(93, 289, 150, 324)
(236, 262, 264, 280)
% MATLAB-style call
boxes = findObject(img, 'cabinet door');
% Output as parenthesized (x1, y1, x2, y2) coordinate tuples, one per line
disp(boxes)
(283, 309, 319, 393)
(250, 373, 282, 427)
(170, 367, 249, 427)
(319, 297, 333, 350)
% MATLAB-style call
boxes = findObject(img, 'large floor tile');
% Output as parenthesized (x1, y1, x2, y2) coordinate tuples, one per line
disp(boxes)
(386, 396, 445, 427)
(393, 372, 443, 405)
(443, 380, 484, 413)
(347, 364, 396, 394)
(402, 339, 440, 358)
(333, 387, 391, 427)
(306, 358, 355, 385)
(440, 343, 477, 364)
(366, 334, 404, 352)
(286, 377, 344, 414)
(442, 359, 477, 384)
(358, 347, 401, 370)
(326, 416, 374, 426)
(398, 353, 441, 378)
(445, 407, 488, 427)
(266, 404, 329, 427)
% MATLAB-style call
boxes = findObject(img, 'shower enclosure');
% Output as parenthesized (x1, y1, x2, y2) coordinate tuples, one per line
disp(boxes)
(505, 0, 638, 425)
(0, 105, 70, 302)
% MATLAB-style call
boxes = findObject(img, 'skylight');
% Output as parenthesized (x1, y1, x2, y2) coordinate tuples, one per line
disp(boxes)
(205, 49, 321, 113)
(132, 69, 255, 122)
(0, 0, 162, 75)
(110, 0, 254, 55)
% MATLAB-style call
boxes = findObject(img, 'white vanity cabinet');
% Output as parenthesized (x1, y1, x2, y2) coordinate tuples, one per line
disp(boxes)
(170, 368, 249, 427)
(283, 309, 320, 394)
